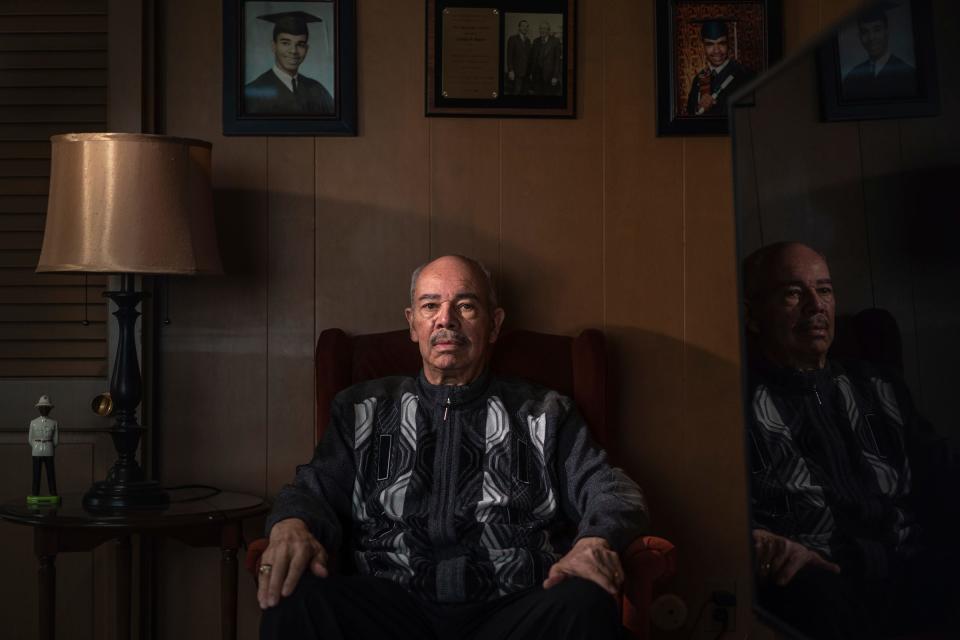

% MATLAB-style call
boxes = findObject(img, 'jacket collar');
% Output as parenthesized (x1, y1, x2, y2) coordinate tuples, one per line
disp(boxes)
(416, 368, 492, 408)
(749, 353, 840, 392)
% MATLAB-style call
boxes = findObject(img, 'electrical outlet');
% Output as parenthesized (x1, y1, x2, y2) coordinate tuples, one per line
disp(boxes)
(703, 580, 736, 633)
(650, 593, 688, 632)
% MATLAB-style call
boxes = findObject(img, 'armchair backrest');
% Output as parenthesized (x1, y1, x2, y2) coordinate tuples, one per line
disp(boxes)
(315, 328, 611, 449)
(830, 307, 904, 374)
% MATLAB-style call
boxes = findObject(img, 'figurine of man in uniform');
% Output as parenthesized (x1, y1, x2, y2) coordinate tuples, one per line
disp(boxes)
(28, 395, 59, 504)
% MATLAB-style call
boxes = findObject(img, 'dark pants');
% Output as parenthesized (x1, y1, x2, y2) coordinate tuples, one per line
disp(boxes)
(260, 574, 622, 640)
(758, 550, 960, 639)
(32, 456, 57, 495)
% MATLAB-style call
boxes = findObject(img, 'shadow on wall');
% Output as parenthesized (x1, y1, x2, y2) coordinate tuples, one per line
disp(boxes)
(607, 325, 750, 628)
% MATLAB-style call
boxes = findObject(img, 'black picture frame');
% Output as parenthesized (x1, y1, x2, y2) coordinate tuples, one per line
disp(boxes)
(655, 0, 782, 136)
(425, 0, 576, 118)
(817, 0, 939, 121)
(223, 0, 357, 136)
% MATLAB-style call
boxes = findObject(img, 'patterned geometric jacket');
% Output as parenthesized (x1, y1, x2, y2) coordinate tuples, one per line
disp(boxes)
(747, 358, 925, 579)
(266, 370, 649, 603)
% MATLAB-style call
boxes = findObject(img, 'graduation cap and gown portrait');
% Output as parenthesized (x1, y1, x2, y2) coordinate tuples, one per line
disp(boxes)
(244, 11, 335, 116)
(685, 20, 756, 117)
(840, 5, 917, 102)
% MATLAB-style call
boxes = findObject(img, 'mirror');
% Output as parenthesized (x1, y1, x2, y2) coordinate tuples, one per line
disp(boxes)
(732, 0, 959, 637)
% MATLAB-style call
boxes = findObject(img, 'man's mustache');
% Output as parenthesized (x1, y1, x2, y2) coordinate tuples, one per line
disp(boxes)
(431, 330, 469, 346)
(796, 316, 829, 331)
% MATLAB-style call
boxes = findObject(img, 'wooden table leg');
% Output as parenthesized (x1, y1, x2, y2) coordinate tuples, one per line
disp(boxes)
(221, 522, 240, 640)
(116, 536, 132, 640)
(34, 527, 58, 640)
(38, 553, 56, 640)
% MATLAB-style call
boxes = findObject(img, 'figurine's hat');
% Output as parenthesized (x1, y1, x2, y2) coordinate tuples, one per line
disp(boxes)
(258, 11, 322, 38)
(35, 395, 53, 408)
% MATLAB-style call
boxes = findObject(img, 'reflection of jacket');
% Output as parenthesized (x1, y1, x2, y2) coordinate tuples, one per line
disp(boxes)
(842, 54, 916, 101)
(266, 371, 648, 603)
(28, 417, 58, 457)
(747, 358, 930, 579)
(244, 69, 334, 115)
(686, 59, 755, 116)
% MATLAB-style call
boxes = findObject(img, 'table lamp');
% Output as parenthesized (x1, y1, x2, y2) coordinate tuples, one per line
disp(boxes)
(37, 133, 222, 510)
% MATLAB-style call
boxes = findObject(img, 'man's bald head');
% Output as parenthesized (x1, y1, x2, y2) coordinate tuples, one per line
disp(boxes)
(409, 255, 498, 310)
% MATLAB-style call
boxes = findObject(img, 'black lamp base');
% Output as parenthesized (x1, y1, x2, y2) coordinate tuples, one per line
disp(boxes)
(83, 479, 169, 511)
(84, 276, 168, 513)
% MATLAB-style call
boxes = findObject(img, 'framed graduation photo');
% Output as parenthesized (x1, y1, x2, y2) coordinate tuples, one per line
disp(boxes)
(223, 0, 357, 135)
(655, 0, 782, 136)
(817, 0, 939, 121)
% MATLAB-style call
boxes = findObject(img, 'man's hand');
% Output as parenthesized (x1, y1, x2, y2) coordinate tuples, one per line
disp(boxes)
(508, 70, 515, 81)
(543, 536, 623, 597)
(257, 518, 329, 609)
(752, 529, 840, 587)
(698, 92, 716, 112)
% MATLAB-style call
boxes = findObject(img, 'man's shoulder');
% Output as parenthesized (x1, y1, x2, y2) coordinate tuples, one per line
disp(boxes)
(490, 375, 573, 415)
(245, 69, 277, 89)
(297, 73, 325, 88)
(846, 59, 874, 78)
(729, 59, 754, 75)
(334, 375, 416, 406)
(886, 54, 915, 71)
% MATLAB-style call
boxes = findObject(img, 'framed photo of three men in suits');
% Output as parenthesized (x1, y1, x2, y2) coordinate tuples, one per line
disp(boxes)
(426, 1, 576, 117)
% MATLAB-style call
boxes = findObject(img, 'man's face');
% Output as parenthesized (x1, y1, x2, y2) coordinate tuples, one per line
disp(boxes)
(703, 36, 729, 67)
(539, 24, 550, 39)
(518, 21, 529, 36)
(747, 245, 836, 370)
(405, 257, 505, 385)
(272, 32, 309, 75)
(858, 19, 889, 60)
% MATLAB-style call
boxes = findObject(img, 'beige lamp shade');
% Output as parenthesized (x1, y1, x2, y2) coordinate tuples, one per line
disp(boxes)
(37, 132, 222, 274)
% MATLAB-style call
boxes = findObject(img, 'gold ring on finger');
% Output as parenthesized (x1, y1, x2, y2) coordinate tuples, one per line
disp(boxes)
(258, 564, 273, 575)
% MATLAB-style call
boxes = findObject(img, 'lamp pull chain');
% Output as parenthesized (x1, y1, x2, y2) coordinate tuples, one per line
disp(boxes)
(82, 273, 89, 326)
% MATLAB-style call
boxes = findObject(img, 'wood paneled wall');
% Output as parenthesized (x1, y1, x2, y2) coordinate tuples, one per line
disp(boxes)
(142, 1, 859, 639)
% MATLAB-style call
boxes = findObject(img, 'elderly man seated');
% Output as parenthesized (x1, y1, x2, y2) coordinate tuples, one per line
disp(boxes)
(742, 242, 959, 638)
(257, 255, 649, 640)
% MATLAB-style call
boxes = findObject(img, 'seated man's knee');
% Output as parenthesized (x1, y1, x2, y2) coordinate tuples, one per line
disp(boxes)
(547, 578, 619, 620)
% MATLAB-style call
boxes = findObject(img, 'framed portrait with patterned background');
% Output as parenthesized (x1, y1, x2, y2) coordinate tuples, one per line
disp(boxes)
(656, 0, 782, 135)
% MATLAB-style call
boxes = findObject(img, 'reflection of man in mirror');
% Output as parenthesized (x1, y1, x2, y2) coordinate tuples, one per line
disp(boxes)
(528, 22, 562, 96)
(29, 395, 58, 497)
(685, 20, 755, 117)
(842, 6, 917, 101)
(505, 19, 532, 95)
(244, 11, 334, 115)
(742, 242, 959, 638)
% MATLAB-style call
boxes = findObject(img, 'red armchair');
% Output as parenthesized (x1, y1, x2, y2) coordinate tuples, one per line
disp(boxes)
(247, 328, 675, 639)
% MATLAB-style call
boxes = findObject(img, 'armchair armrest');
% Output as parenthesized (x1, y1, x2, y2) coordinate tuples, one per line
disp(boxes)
(621, 536, 677, 640)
